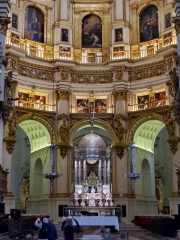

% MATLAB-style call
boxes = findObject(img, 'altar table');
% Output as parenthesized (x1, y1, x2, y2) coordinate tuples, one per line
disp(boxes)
(73, 216, 119, 231)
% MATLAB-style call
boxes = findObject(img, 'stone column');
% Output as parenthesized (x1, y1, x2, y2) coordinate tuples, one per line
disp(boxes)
(98, 159, 102, 184)
(83, 159, 86, 184)
(78, 160, 81, 185)
(103, 159, 107, 185)
(74, 159, 78, 185)
(107, 159, 111, 185)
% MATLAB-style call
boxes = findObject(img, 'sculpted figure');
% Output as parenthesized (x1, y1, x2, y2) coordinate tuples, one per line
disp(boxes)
(167, 119, 176, 137)
(168, 69, 179, 98)
(115, 121, 126, 143)
(8, 112, 18, 137)
(59, 121, 69, 143)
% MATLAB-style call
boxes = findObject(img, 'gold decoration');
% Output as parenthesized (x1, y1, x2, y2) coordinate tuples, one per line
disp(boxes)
(71, 73, 113, 84)
(172, 17, 180, 35)
(115, 71, 123, 81)
(167, 137, 180, 155)
(113, 90, 129, 102)
(57, 143, 71, 159)
(61, 71, 69, 81)
(57, 113, 69, 121)
(114, 113, 127, 121)
(0, 17, 11, 35)
(115, 122, 126, 144)
(166, 69, 179, 98)
(4, 136, 17, 154)
(4, 71, 17, 102)
(166, 119, 176, 138)
(22, 179, 29, 212)
(7, 112, 18, 137)
(56, 90, 70, 101)
(59, 121, 69, 143)
(113, 144, 126, 159)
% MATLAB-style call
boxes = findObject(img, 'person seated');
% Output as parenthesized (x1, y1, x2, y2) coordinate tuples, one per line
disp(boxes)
(61, 216, 81, 240)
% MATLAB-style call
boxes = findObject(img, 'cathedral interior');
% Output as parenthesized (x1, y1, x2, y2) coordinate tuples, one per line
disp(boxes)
(0, 0, 180, 226)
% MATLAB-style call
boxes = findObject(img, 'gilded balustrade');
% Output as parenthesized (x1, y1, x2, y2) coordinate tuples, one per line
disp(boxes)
(6, 35, 177, 63)
(70, 106, 114, 114)
(16, 100, 56, 112)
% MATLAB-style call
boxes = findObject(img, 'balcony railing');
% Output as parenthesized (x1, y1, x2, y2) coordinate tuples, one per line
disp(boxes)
(128, 99, 169, 112)
(70, 106, 114, 114)
(6, 35, 177, 62)
(16, 100, 56, 112)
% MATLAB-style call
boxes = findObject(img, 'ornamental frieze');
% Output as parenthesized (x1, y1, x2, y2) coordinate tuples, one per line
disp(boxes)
(129, 60, 167, 81)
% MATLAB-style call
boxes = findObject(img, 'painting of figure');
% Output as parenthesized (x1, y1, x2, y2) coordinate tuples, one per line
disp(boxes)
(155, 91, 166, 107)
(165, 13, 171, 29)
(77, 99, 88, 113)
(115, 28, 123, 42)
(95, 99, 107, 113)
(82, 14, 102, 48)
(34, 95, 46, 110)
(61, 29, 68, 42)
(18, 92, 29, 107)
(113, 46, 124, 58)
(11, 33, 20, 46)
(24, 6, 44, 43)
(138, 95, 149, 110)
(12, 14, 18, 29)
(140, 5, 159, 43)
(60, 46, 71, 58)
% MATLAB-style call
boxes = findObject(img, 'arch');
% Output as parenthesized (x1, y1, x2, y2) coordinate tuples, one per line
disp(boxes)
(82, 14, 102, 48)
(140, 5, 159, 43)
(142, 159, 151, 196)
(16, 113, 57, 152)
(24, 5, 44, 43)
(69, 119, 117, 146)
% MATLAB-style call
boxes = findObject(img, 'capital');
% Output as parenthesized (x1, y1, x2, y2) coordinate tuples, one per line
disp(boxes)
(0, 17, 11, 35)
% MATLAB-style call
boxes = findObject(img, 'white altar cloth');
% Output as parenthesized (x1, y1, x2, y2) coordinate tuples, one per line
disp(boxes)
(73, 216, 119, 231)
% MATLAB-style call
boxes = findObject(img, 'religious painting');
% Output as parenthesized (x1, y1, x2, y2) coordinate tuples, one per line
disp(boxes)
(33, 95, 46, 110)
(163, 31, 172, 46)
(138, 95, 149, 110)
(18, 92, 29, 107)
(11, 32, 20, 46)
(95, 99, 107, 113)
(155, 91, 166, 107)
(12, 13, 18, 29)
(60, 46, 71, 58)
(115, 28, 123, 42)
(24, 6, 44, 43)
(113, 46, 124, 58)
(77, 99, 88, 113)
(82, 14, 102, 48)
(61, 29, 68, 42)
(140, 5, 159, 43)
(165, 13, 171, 29)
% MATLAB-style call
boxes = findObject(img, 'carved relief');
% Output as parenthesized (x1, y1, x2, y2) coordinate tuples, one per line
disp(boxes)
(57, 143, 71, 159)
(57, 113, 69, 121)
(4, 71, 17, 102)
(113, 90, 130, 102)
(113, 144, 126, 160)
(115, 71, 123, 81)
(0, 17, 11, 35)
(61, 71, 69, 81)
(115, 122, 126, 144)
(172, 17, 180, 35)
(166, 119, 176, 138)
(59, 121, 69, 143)
(56, 90, 70, 101)
(71, 73, 113, 84)
(4, 137, 17, 154)
(166, 69, 179, 99)
(7, 112, 18, 137)
(167, 137, 180, 155)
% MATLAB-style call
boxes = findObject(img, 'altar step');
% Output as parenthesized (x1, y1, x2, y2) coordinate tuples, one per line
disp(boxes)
(119, 224, 146, 232)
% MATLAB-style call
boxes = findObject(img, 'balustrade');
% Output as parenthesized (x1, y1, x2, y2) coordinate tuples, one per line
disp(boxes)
(16, 100, 55, 112)
(70, 106, 114, 114)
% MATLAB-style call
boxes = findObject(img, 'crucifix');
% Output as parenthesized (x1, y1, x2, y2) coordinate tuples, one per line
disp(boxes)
(89, 110, 96, 127)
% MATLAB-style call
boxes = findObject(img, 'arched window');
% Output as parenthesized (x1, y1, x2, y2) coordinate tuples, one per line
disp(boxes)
(25, 6, 44, 43)
(140, 5, 159, 43)
(82, 14, 102, 48)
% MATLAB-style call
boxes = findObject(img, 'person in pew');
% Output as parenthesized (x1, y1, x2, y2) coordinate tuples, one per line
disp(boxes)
(61, 216, 81, 240)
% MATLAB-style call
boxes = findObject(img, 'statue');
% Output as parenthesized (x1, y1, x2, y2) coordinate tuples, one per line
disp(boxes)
(168, 69, 179, 99)
(115, 121, 126, 143)
(4, 71, 17, 102)
(167, 119, 176, 137)
(8, 112, 18, 137)
(59, 120, 69, 143)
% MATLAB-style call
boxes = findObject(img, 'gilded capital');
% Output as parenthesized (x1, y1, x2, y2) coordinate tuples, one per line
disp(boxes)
(113, 90, 130, 102)
(172, 17, 180, 35)
(55, 90, 70, 101)
(0, 17, 11, 35)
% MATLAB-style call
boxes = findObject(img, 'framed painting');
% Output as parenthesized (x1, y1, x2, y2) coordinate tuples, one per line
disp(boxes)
(155, 91, 166, 107)
(18, 92, 29, 107)
(61, 29, 68, 42)
(82, 14, 102, 48)
(165, 13, 171, 29)
(138, 95, 149, 110)
(12, 13, 18, 29)
(115, 28, 123, 42)
(60, 46, 71, 58)
(77, 99, 88, 113)
(140, 5, 159, 43)
(95, 99, 107, 113)
(113, 46, 124, 58)
(24, 6, 44, 43)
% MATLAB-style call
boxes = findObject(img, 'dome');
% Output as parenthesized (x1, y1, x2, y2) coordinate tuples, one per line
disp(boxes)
(78, 130, 106, 159)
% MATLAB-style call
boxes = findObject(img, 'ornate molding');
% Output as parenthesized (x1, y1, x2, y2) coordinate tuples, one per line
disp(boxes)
(113, 90, 130, 102)
(114, 113, 127, 121)
(57, 113, 69, 121)
(172, 17, 180, 35)
(4, 71, 18, 102)
(4, 137, 17, 154)
(115, 122, 126, 144)
(115, 71, 123, 81)
(112, 144, 127, 159)
(0, 17, 11, 35)
(71, 72, 113, 84)
(7, 112, 19, 137)
(59, 120, 69, 143)
(55, 90, 70, 101)
(61, 71, 69, 81)
(57, 143, 71, 159)
(167, 137, 180, 155)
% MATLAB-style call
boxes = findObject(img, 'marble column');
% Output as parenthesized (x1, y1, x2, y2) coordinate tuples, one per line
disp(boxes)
(107, 159, 111, 185)
(98, 159, 102, 184)
(103, 159, 107, 185)
(83, 159, 86, 184)
(74, 159, 77, 185)
(78, 160, 81, 185)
